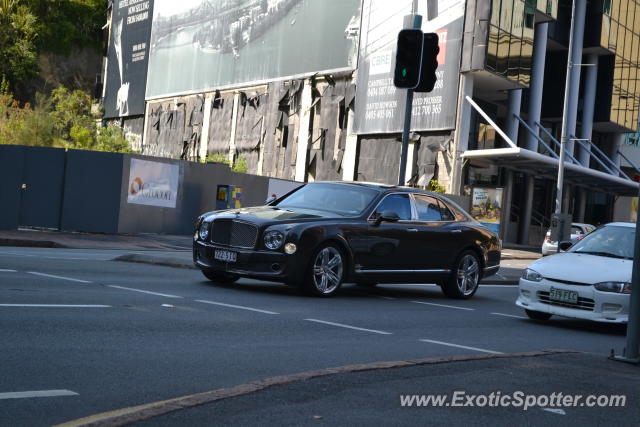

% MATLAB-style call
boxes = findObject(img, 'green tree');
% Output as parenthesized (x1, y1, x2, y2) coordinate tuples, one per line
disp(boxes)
(24, 0, 107, 55)
(49, 85, 95, 147)
(0, 0, 39, 92)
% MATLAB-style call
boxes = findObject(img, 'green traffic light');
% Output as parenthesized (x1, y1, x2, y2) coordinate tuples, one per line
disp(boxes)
(402, 68, 407, 77)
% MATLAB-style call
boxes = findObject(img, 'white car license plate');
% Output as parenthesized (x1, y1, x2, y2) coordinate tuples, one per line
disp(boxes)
(549, 287, 578, 304)
(214, 249, 237, 263)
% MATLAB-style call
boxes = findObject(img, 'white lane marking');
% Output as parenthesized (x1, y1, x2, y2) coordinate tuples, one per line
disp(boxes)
(380, 296, 396, 300)
(0, 304, 110, 308)
(196, 299, 279, 315)
(0, 269, 17, 273)
(420, 339, 503, 354)
(27, 272, 92, 284)
(305, 318, 392, 335)
(543, 408, 566, 415)
(495, 273, 507, 280)
(491, 312, 528, 320)
(411, 301, 475, 311)
(108, 285, 183, 299)
(0, 389, 78, 400)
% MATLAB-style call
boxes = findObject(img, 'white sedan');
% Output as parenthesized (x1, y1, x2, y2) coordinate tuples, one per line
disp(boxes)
(517, 222, 634, 323)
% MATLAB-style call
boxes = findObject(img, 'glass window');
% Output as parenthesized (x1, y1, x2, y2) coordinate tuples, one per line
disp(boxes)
(570, 225, 634, 259)
(276, 183, 379, 216)
(437, 200, 457, 221)
(414, 196, 442, 221)
(374, 194, 412, 220)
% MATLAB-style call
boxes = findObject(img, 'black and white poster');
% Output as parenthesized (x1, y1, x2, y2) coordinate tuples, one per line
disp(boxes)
(146, 0, 361, 99)
(353, 0, 464, 134)
(104, 0, 154, 118)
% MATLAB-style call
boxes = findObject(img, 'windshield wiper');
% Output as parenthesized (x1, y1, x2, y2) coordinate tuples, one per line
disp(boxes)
(575, 251, 630, 260)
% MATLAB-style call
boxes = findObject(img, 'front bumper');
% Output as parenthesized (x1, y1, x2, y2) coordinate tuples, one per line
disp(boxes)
(193, 240, 305, 283)
(516, 278, 629, 323)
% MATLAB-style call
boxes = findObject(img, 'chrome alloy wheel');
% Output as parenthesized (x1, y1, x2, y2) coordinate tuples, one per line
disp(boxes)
(312, 247, 344, 294)
(456, 254, 480, 296)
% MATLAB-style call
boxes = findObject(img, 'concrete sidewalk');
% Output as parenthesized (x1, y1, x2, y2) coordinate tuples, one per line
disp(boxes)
(0, 229, 536, 284)
(58, 351, 638, 426)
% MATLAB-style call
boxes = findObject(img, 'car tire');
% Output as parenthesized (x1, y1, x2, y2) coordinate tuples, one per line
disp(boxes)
(303, 243, 345, 297)
(202, 270, 239, 283)
(441, 250, 481, 299)
(525, 309, 552, 321)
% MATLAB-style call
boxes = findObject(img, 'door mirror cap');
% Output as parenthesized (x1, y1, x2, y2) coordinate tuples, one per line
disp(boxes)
(558, 241, 573, 251)
(379, 210, 401, 222)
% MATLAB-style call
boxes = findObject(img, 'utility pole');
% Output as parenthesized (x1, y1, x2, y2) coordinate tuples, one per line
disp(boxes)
(614, 185, 640, 364)
(555, 0, 576, 217)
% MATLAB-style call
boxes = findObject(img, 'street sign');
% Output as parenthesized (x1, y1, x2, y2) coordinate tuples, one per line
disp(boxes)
(550, 213, 572, 243)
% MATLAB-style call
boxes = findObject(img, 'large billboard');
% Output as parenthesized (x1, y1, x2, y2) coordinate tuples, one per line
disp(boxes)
(104, 0, 154, 119)
(353, 0, 464, 134)
(146, 0, 361, 99)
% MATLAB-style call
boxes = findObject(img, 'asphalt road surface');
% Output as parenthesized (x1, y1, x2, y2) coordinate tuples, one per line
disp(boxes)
(0, 247, 627, 426)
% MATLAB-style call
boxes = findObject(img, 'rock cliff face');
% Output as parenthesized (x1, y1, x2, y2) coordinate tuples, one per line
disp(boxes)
(18, 47, 102, 102)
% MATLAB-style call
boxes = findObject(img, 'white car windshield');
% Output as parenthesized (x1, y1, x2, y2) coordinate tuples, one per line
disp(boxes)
(569, 225, 634, 260)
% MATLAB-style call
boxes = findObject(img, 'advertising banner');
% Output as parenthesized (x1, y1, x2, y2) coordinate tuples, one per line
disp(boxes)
(353, 0, 464, 134)
(471, 187, 503, 235)
(146, 0, 361, 99)
(127, 158, 180, 208)
(104, 0, 155, 118)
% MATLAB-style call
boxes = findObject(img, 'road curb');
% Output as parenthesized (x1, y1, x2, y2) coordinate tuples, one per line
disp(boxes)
(55, 350, 576, 427)
(0, 238, 67, 249)
(112, 254, 196, 270)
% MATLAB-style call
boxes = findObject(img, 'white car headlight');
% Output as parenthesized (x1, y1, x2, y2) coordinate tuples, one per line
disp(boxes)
(523, 268, 543, 282)
(264, 230, 284, 250)
(199, 222, 211, 241)
(594, 282, 632, 294)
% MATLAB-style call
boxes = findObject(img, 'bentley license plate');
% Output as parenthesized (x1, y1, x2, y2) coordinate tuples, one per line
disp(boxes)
(549, 287, 578, 304)
(214, 249, 237, 263)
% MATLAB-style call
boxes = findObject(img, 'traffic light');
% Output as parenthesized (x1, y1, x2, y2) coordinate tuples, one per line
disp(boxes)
(415, 32, 439, 93)
(393, 29, 423, 89)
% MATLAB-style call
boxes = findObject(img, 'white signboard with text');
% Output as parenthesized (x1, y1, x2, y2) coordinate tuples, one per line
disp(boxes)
(127, 158, 180, 208)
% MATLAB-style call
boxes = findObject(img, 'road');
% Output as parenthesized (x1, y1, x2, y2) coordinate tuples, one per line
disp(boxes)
(0, 247, 627, 426)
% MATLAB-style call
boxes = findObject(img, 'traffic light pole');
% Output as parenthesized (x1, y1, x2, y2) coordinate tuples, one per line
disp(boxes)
(398, 12, 422, 186)
(613, 183, 640, 364)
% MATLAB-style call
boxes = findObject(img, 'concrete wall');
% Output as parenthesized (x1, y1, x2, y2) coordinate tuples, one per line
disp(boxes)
(117, 154, 280, 235)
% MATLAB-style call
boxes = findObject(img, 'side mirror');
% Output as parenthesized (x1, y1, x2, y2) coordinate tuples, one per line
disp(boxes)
(370, 210, 401, 226)
(380, 210, 401, 222)
(559, 241, 573, 251)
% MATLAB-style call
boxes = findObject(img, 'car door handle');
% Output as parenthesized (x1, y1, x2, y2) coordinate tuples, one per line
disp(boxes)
(450, 229, 462, 233)
(407, 228, 419, 232)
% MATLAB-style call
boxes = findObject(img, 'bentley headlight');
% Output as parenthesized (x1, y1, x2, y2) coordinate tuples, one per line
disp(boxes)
(523, 268, 543, 282)
(199, 221, 211, 241)
(594, 282, 632, 294)
(264, 230, 284, 250)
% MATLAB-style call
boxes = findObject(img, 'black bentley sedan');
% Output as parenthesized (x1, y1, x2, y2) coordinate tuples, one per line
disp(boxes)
(193, 182, 501, 298)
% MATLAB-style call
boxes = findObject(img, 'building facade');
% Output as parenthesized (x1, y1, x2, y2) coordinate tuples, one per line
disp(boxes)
(102, 0, 640, 245)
